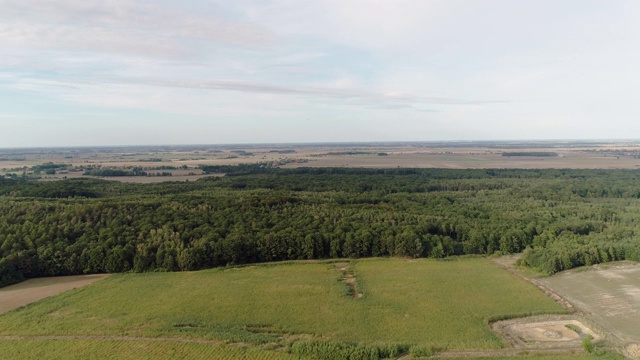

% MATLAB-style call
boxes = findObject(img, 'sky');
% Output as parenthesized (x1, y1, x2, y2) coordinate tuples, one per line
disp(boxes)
(2, 0, 640, 147)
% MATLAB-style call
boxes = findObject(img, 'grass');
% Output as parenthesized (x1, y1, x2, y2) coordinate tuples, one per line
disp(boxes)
(0, 258, 567, 357)
(351, 259, 564, 349)
(0, 339, 296, 360)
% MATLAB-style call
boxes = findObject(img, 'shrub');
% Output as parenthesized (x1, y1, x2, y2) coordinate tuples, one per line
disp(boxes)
(288, 340, 408, 360)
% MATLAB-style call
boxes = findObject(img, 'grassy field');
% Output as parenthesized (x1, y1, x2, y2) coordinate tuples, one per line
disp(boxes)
(0, 339, 296, 360)
(0, 258, 566, 355)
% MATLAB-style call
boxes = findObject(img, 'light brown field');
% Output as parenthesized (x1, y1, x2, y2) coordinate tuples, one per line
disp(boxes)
(0, 275, 109, 314)
(540, 262, 640, 345)
(281, 145, 640, 169)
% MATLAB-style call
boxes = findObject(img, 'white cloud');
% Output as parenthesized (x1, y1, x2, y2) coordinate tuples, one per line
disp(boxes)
(2, 0, 640, 146)
(0, 0, 274, 59)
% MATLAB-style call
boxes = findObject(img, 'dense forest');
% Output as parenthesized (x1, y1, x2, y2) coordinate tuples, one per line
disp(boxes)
(2, 166, 640, 287)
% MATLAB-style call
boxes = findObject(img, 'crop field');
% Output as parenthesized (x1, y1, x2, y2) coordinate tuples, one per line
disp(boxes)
(540, 262, 640, 344)
(0, 258, 568, 358)
(0, 339, 296, 360)
(284, 149, 640, 170)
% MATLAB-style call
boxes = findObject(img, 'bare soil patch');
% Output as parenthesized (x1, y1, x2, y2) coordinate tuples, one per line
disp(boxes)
(0, 274, 109, 314)
(626, 344, 640, 359)
(499, 318, 598, 345)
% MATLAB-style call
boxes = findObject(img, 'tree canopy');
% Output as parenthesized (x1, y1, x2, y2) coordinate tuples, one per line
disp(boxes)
(2, 167, 640, 287)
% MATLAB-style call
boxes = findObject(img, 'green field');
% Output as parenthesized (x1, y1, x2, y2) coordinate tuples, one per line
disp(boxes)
(0, 258, 571, 358)
(0, 339, 296, 360)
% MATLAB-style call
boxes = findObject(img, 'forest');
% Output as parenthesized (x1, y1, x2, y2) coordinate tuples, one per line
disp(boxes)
(2, 166, 640, 287)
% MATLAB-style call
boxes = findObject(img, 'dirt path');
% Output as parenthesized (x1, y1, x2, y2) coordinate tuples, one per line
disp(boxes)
(335, 262, 363, 298)
(0, 274, 109, 314)
(429, 347, 585, 358)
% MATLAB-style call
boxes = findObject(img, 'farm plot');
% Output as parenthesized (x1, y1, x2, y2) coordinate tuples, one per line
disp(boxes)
(0, 338, 296, 360)
(0, 258, 564, 352)
(539, 263, 640, 350)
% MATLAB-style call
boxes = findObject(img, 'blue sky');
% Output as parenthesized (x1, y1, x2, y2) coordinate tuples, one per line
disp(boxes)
(2, 0, 640, 147)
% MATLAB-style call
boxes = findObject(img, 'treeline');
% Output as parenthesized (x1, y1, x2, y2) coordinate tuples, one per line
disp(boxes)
(32, 162, 69, 172)
(3, 168, 640, 286)
(84, 167, 147, 177)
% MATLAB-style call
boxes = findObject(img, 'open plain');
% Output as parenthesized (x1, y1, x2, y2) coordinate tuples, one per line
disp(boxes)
(3, 141, 640, 183)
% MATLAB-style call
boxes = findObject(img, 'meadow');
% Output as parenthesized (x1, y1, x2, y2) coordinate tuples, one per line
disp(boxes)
(0, 258, 570, 359)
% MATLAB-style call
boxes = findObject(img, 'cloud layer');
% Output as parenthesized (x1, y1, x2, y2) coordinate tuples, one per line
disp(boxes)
(1, 0, 640, 146)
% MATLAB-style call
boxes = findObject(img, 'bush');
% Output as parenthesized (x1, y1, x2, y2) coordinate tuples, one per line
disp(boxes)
(409, 345, 433, 358)
(582, 336, 594, 353)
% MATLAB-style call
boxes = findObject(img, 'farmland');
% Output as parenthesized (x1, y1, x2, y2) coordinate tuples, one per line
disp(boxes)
(3, 141, 640, 184)
(0, 339, 297, 360)
(0, 258, 572, 358)
(540, 263, 640, 348)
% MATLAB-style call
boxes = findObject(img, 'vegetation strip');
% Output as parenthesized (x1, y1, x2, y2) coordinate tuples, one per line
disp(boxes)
(335, 262, 363, 298)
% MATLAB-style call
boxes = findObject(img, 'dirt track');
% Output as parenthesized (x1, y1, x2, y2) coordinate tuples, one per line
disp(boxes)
(0, 274, 109, 314)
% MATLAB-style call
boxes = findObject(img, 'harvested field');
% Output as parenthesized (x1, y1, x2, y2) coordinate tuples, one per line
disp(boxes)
(0, 275, 109, 314)
(539, 263, 640, 344)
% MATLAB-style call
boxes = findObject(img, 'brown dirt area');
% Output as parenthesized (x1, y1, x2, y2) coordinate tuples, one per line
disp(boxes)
(494, 317, 599, 348)
(0, 274, 109, 314)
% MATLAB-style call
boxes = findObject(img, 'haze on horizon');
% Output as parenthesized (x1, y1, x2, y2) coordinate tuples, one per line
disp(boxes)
(2, 0, 640, 148)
